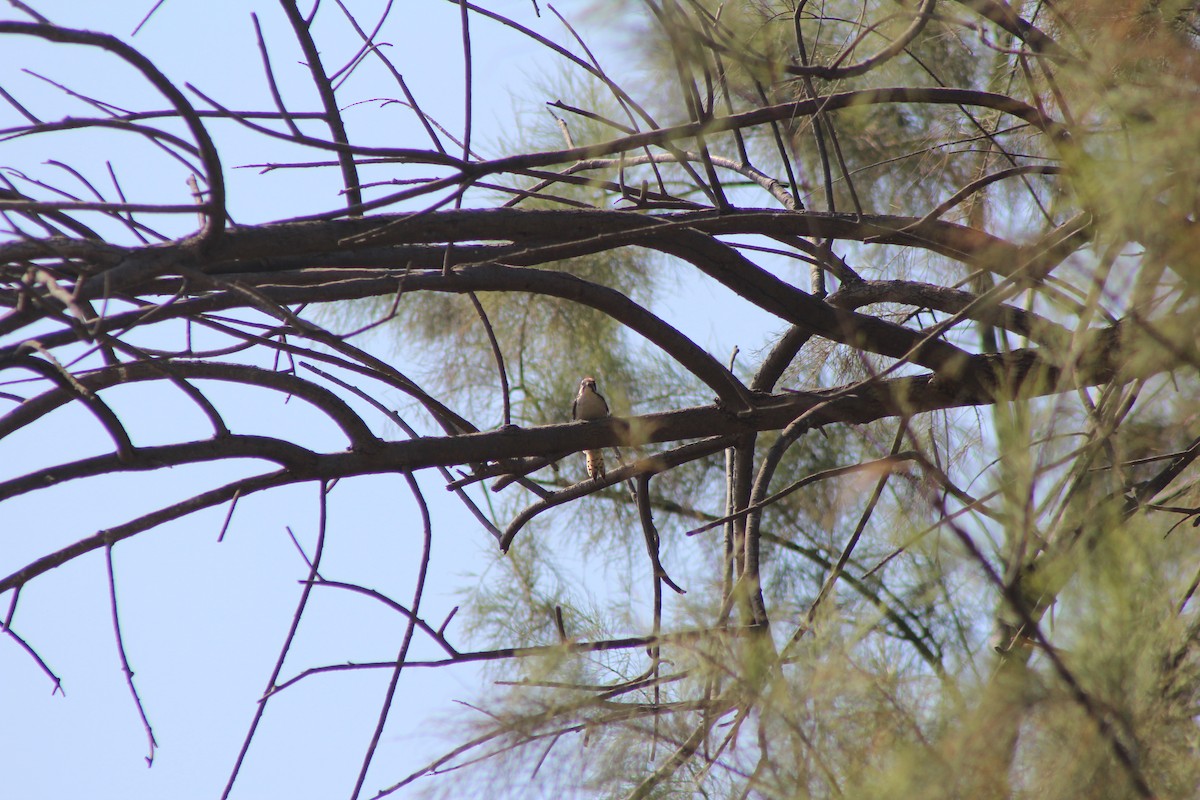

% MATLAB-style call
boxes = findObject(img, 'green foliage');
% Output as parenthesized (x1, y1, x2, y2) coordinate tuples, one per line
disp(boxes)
(306, 0, 1200, 788)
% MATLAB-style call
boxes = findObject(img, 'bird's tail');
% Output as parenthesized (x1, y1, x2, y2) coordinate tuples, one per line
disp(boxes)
(585, 449, 605, 481)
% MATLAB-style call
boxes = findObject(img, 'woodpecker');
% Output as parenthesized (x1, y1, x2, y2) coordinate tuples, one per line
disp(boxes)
(571, 377, 609, 480)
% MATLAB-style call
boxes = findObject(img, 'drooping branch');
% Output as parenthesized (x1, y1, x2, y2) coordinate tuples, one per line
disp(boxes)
(0, 360, 377, 445)
(0, 22, 226, 245)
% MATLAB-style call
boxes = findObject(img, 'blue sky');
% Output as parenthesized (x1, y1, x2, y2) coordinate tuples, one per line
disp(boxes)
(1, 2, 794, 798)
(2, 3, 569, 798)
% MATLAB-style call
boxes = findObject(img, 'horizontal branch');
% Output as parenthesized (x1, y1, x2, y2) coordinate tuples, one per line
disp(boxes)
(2, 207, 1038, 301)
(472, 87, 1066, 177)
(186, 207, 1023, 272)
(0, 435, 319, 501)
(4, 312, 1179, 550)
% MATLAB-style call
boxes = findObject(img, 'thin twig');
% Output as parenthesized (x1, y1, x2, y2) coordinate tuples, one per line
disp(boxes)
(104, 541, 158, 764)
(350, 471, 433, 799)
(220, 481, 332, 800)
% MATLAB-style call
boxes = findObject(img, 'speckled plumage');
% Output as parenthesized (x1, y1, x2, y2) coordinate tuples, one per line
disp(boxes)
(572, 377, 609, 480)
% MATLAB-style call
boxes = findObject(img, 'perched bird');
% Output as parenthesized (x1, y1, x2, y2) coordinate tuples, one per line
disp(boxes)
(571, 377, 609, 480)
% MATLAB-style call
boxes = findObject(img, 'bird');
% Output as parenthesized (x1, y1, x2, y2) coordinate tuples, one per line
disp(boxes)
(571, 377, 609, 481)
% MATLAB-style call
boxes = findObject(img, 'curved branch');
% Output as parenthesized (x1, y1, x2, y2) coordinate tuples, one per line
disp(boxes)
(0, 436, 319, 501)
(9, 353, 134, 460)
(467, 292, 512, 426)
(5, 261, 752, 411)
(642, 227, 975, 376)
(786, 0, 938, 80)
(827, 279, 1071, 348)
(104, 542, 158, 764)
(635, 473, 686, 595)
(954, 0, 1065, 57)
(913, 165, 1065, 227)
(310, 579, 459, 659)
(0, 116, 201, 161)
(0, 470, 295, 596)
(0, 361, 377, 447)
(0, 22, 225, 246)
